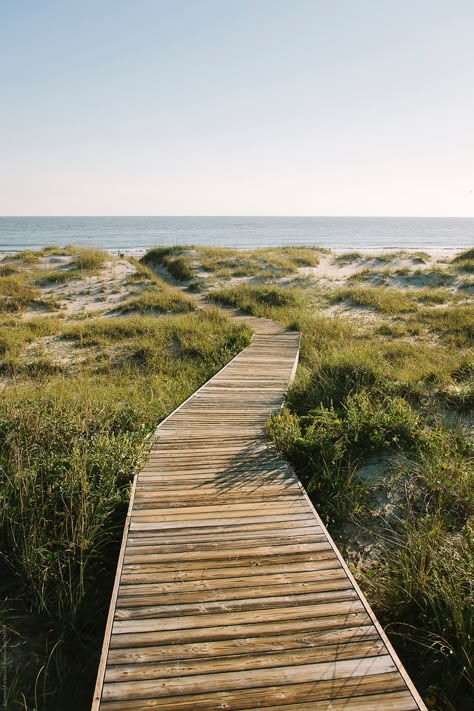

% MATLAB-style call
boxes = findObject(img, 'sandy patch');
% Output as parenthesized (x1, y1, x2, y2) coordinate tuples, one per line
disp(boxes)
(22, 335, 89, 369)
(300, 252, 448, 283)
(22, 257, 137, 319)
(322, 302, 382, 324)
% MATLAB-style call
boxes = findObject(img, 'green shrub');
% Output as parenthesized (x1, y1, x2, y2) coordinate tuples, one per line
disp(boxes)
(118, 286, 195, 314)
(369, 514, 473, 709)
(0, 306, 251, 709)
(141, 247, 195, 281)
(452, 248, 474, 274)
(0, 275, 40, 312)
(209, 284, 303, 315)
(197, 246, 320, 277)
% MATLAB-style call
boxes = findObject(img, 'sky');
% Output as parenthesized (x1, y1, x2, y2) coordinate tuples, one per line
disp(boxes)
(1, 0, 473, 216)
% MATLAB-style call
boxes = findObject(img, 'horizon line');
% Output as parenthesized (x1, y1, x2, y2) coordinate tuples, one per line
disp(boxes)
(1, 214, 474, 219)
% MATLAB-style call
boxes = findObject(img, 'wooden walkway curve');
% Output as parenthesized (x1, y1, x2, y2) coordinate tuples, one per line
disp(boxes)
(93, 314, 426, 711)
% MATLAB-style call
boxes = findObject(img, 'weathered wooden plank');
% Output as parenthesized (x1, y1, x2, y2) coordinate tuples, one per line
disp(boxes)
(112, 600, 366, 635)
(106, 624, 378, 665)
(117, 569, 349, 598)
(102, 655, 397, 701)
(119, 558, 342, 583)
(99, 671, 409, 710)
(116, 580, 353, 607)
(114, 589, 360, 620)
(109, 612, 373, 650)
(104, 639, 387, 683)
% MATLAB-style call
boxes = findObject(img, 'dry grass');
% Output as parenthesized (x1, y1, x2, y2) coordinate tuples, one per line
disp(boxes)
(141, 247, 195, 281)
(328, 285, 460, 313)
(452, 247, 474, 274)
(119, 259, 196, 313)
(118, 287, 195, 314)
(0, 300, 251, 709)
(197, 246, 320, 278)
(2, 244, 472, 709)
(200, 250, 473, 707)
(0, 274, 41, 312)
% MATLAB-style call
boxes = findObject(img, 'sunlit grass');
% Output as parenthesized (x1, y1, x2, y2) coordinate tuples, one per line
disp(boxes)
(197, 246, 320, 278)
(141, 246, 195, 281)
(0, 248, 253, 709)
(208, 265, 473, 705)
(328, 285, 457, 313)
(2, 244, 472, 709)
(452, 247, 474, 274)
(209, 283, 305, 319)
(0, 274, 41, 312)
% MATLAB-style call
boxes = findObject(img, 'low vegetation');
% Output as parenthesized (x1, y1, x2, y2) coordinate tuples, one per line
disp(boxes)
(452, 247, 474, 274)
(328, 285, 457, 312)
(119, 259, 196, 314)
(335, 251, 431, 266)
(2, 244, 472, 710)
(196, 246, 320, 278)
(203, 251, 473, 710)
(0, 274, 42, 312)
(144, 245, 321, 286)
(209, 283, 305, 315)
(0, 248, 252, 710)
(350, 267, 459, 288)
(118, 286, 195, 314)
(141, 246, 196, 281)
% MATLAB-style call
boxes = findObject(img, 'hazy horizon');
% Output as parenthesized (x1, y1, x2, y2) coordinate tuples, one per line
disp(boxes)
(1, 0, 473, 217)
(2, 214, 474, 218)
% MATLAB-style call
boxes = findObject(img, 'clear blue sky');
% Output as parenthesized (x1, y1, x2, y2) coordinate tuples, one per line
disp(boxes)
(1, 0, 473, 216)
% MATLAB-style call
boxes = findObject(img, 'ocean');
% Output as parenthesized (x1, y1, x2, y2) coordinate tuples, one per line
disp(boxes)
(0, 216, 472, 254)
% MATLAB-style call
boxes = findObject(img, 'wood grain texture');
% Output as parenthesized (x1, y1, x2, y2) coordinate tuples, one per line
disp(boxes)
(92, 314, 426, 710)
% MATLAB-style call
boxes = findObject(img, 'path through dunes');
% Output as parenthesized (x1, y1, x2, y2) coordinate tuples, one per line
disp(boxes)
(92, 314, 426, 710)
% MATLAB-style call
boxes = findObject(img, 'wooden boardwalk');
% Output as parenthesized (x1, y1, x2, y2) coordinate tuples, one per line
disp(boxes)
(93, 315, 426, 711)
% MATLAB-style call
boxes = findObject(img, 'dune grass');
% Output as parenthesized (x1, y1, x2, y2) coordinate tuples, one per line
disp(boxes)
(2, 245, 472, 709)
(0, 274, 42, 312)
(34, 248, 108, 286)
(196, 246, 320, 278)
(0, 259, 252, 710)
(13, 245, 107, 266)
(0, 263, 21, 277)
(280, 321, 473, 707)
(334, 251, 363, 263)
(207, 269, 473, 708)
(35, 268, 87, 286)
(350, 267, 459, 289)
(328, 285, 457, 312)
(335, 251, 430, 265)
(11, 249, 42, 264)
(119, 259, 196, 314)
(72, 247, 108, 271)
(118, 287, 195, 314)
(141, 246, 195, 281)
(209, 283, 305, 319)
(5, 246, 110, 298)
(141, 246, 320, 283)
(0, 316, 64, 373)
(452, 247, 474, 274)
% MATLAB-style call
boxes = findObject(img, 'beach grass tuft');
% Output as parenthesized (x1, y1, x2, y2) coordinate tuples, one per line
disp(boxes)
(141, 246, 195, 281)
(0, 274, 41, 312)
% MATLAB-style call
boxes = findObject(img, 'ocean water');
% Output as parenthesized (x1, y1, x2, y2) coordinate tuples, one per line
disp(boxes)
(0, 216, 472, 253)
